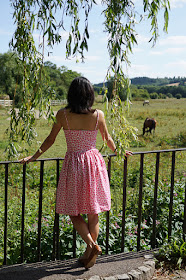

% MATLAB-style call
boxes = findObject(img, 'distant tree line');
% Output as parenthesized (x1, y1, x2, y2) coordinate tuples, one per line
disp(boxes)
(0, 52, 80, 105)
(131, 76, 186, 86)
(94, 76, 186, 101)
(1, 52, 185, 105)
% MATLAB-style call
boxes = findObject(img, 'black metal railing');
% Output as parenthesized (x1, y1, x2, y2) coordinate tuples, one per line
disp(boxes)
(1, 148, 186, 265)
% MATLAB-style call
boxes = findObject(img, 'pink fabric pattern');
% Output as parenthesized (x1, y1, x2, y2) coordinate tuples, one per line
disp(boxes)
(56, 110, 111, 216)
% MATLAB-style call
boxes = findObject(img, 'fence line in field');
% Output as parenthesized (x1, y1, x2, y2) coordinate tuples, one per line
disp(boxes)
(50, 100, 67, 106)
(0, 100, 13, 107)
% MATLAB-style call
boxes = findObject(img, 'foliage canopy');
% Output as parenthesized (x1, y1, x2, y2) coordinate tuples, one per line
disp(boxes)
(6, 0, 170, 158)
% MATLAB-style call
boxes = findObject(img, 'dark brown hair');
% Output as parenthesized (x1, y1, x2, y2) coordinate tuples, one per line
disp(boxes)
(66, 77, 95, 113)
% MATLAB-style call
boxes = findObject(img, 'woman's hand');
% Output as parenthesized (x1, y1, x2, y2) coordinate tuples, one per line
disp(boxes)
(125, 150, 133, 157)
(114, 149, 133, 157)
(19, 156, 35, 165)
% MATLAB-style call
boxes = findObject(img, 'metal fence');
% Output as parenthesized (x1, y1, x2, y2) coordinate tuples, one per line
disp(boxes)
(1, 148, 186, 265)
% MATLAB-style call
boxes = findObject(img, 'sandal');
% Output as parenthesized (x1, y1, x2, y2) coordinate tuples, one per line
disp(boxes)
(83, 244, 102, 269)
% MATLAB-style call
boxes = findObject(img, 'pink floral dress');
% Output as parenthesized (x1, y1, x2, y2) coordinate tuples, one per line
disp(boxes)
(56, 110, 111, 216)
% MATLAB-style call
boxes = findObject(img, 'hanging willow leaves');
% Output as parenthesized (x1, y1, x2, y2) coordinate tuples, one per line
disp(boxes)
(6, 0, 170, 159)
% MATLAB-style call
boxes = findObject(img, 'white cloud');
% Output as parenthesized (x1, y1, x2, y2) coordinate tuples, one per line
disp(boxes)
(166, 60, 186, 68)
(150, 50, 163, 56)
(150, 47, 186, 55)
(136, 34, 150, 44)
(126, 64, 151, 77)
(93, 0, 102, 5)
(132, 47, 143, 53)
(164, 60, 186, 77)
(134, 0, 186, 9)
(49, 54, 102, 64)
(170, 0, 186, 8)
(0, 29, 12, 36)
(159, 36, 186, 46)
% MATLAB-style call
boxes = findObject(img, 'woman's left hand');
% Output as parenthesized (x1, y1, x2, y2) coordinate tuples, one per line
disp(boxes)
(125, 150, 133, 157)
(19, 156, 34, 165)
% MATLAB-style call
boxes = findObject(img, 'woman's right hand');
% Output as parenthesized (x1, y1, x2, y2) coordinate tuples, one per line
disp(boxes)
(19, 156, 34, 165)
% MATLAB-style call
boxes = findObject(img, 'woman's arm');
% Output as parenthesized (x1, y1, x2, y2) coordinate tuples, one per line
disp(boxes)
(98, 110, 117, 155)
(98, 110, 132, 157)
(19, 110, 63, 164)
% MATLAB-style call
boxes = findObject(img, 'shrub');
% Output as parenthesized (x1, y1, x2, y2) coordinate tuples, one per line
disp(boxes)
(175, 93, 181, 99)
(159, 93, 167, 99)
(155, 238, 186, 269)
(167, 93, 173, 98)
(150, 92, 158, 99)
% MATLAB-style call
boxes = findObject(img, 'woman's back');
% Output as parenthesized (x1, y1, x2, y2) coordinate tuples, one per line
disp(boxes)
(63, 108, 99, 153)
(61, 108, 99, 131)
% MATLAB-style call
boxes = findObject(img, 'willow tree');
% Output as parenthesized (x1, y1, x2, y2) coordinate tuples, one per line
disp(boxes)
(7, 0, 170, 158)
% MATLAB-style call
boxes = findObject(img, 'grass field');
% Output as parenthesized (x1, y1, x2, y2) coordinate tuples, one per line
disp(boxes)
(0, 98, 185, 161)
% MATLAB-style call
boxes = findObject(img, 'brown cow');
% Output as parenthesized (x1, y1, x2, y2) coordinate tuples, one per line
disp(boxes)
(143, 118, 157, 135)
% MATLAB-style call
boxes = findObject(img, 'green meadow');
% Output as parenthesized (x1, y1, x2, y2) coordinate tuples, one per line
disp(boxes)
(0, 98, 185, 161)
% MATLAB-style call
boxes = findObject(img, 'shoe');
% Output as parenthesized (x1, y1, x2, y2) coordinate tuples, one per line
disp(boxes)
(78, 256, 87, 265)
(83, 244, 102, 269)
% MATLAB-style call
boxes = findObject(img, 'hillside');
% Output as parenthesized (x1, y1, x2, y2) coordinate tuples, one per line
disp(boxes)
(130, 76, 186, 86)
(94, 77, 186, 88)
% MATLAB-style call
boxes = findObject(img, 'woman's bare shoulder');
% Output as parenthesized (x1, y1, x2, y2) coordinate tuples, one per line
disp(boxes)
(56, 107, 66, 115)
(55, 107, 66, 123)
(97, 109, 105, 119)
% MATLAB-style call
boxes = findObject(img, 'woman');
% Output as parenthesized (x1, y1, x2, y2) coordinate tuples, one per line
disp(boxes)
(20, 77, 132, 268)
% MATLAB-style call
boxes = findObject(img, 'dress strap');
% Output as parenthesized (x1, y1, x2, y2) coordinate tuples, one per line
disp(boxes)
(95, 110, 99, 130)
(64, 109, 70, 130)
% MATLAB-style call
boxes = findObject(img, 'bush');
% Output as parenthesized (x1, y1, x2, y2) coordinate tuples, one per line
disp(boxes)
(155, 238, 186, 269)
(150, 92, 159, 99)
(159, 93, 167, 99)
(167, 93, 173, 98)
(175, 93, 182, 99)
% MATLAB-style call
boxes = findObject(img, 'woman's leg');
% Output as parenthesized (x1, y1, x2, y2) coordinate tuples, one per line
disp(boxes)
(70, 214, 95, 248)
(87, 214, 99, 243)
(78, 214, 99, 259)
(70, 214, 100, 260)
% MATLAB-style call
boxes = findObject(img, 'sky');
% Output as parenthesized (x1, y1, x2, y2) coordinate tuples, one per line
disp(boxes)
(0, 0, 186, 84)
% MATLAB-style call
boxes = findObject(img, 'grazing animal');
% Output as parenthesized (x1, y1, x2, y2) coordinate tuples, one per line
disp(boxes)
(143, 100, 149, 106)
(143, 118, 157, 135)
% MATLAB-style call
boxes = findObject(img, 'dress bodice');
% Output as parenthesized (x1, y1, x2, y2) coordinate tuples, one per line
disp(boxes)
(64, 129, 98, 153)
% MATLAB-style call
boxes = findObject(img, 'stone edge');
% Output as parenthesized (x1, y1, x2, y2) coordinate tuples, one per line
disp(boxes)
(76, 254, 155, 280)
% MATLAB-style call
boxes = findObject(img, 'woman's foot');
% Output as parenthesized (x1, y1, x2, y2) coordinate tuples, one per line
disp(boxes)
(78, 244, 93, 264)
(83, 244, 102, 269)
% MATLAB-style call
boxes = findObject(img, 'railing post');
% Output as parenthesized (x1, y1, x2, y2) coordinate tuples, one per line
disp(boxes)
(37, 160, 44, 262)
(137, 154, 144, 251)
(121, 157, 127, 252)
(21, 164, 26, 263)
(52, 159, 60, 261)
(73, 227, 77, 258)
(183, 181, 186, 240)
(3, 163, 8, 265)
(168, 151, 175, 241)
(152, 152, 160, 248)
(106, 156, 111, 254)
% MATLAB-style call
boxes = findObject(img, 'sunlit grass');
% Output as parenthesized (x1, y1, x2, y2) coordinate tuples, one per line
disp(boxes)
(0, 98, 186, 160)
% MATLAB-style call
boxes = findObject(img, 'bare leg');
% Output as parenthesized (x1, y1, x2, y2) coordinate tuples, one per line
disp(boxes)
(70, 214, 95, 250)
(88, 214, 99, 242)
(79, 214, 99, 259)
